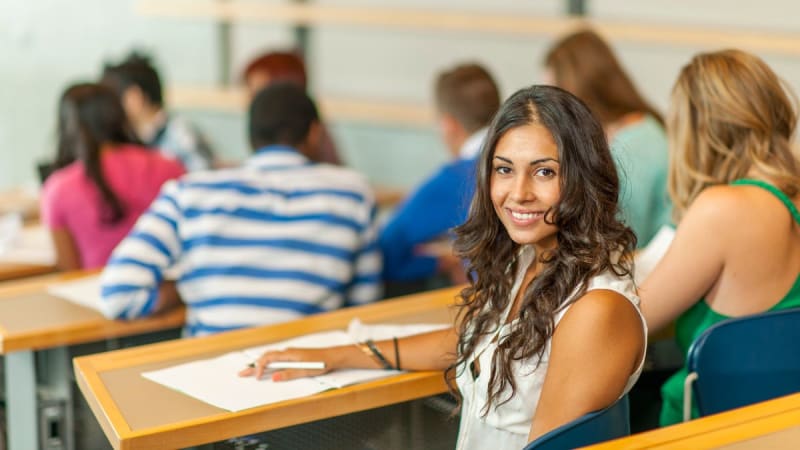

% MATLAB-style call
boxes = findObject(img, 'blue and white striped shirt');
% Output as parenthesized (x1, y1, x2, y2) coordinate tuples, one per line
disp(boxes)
(100, 145, 382, 336)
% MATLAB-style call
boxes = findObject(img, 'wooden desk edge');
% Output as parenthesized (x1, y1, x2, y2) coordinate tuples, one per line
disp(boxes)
(0, 263, 56, 282)
(74, 358, 126, 450)
(1, 305, 186, 354)
(584, 392, 800, 449)
(123, 371, 448, 449)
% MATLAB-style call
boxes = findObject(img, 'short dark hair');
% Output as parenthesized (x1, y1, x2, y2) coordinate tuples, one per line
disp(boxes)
(101, 52, 163, 106)
(248, 83, 319, 150)
(434, 63, 501, 133)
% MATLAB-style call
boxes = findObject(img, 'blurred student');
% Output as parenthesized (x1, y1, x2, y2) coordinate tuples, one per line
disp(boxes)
(544, 29, 671, 246)
(380, 63, 500, 283)
(40, 83, 185, 270)
(102, 52, 215, 171)
(639, 50, 800, 425)
(100, 83, 381, 336)
(242, 50, 340, 165)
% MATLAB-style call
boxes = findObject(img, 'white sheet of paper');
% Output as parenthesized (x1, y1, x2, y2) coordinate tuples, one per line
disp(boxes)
(141, 320, 453, 411)
(142, 352, 330, 412)
(0, 223, 56, 266)
(0, 213, 22, 252)
(0, 224, 56, 265)
(634, 225, 676, 285)
(47, 275, 103, 310)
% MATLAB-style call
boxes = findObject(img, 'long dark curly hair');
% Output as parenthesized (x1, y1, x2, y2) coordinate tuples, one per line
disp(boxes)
(445, 85, 636, 415)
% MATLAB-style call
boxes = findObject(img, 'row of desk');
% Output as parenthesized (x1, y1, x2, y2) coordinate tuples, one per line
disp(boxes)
(2, 262, 800, 449)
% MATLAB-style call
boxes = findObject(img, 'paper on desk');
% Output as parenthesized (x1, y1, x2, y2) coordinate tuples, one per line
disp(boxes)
(47, 275, 103, 311)
(141, 320, 452, 412)
(0, 224, 56, 265)
(0, 213, 23, 251)
(142, 351, 330, 412)
(634, 225, 676, 285)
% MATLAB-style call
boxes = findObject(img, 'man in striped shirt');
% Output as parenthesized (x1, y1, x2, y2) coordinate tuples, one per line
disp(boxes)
(100, 83, 382, 336)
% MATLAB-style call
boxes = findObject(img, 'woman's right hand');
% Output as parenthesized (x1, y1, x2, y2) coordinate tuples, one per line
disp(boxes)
(238, 347, 336, 381)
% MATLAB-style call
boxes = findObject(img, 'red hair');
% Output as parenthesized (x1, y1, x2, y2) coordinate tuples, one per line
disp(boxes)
(242, 51, 307, 89)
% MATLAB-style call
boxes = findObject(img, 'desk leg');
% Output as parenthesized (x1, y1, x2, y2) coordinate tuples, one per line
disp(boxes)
(38, 347, 74, 450)
(5, 350, 38, 450)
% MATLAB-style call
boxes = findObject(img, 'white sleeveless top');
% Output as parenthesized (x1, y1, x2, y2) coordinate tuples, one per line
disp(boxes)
(454, 246, 647, 450)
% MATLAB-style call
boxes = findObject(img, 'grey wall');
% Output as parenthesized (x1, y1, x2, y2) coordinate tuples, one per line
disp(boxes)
(2, 0, 800, 193)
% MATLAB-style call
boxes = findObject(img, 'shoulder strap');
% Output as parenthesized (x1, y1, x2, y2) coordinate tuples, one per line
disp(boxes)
(731, 178, 800, 225)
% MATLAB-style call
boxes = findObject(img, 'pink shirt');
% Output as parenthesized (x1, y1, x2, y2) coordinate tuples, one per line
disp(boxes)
(41, 144, 186, 268)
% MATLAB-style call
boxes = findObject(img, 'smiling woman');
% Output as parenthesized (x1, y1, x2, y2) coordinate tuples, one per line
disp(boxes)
(241, 85, 646, 450)
(490, 123, 561, 251)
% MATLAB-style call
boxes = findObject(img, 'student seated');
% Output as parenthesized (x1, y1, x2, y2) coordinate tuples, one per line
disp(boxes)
(242, 50, 341, 165)
(242, 85, 646, 449)
(101, 52, 215, 171)
(40, 83, 185, 270)
(380, 63, 500, 284)
(544, 29, 672, 247)
(638, 49, 800, 425)
(100, 83, 382, 336)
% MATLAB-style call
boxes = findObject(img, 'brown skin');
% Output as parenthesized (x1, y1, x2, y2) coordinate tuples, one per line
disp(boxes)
(50, 228, 82, 271)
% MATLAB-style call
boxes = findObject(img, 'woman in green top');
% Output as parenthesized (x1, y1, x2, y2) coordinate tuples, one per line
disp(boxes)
(640, 49, 800, 426)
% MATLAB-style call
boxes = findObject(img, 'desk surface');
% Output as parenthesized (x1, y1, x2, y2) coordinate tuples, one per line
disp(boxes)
(74, 285, 462, 450)
(0, 261, 55, 282)
(0, 270, 185, 353)
(586, 392, 800, 449)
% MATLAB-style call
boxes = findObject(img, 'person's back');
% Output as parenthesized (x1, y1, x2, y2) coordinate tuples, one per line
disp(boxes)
(380, 63, 501, 283)
(611, 115, 671, 245)
(40, 83, 185, 269)
(42, 144, 184, 268)
(100, 83, 381, 336)
(638, 49, 800, 425)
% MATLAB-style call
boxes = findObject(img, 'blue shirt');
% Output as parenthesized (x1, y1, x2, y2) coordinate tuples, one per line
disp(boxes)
(100, 145, 382, 336)
(380, 157, 477, 281)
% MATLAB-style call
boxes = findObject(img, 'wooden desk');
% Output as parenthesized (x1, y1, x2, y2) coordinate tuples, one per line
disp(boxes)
(0, 271, 186, 450)
(0, 261, 55, 282)
(585, 392, 800, 449)
(74, 285, 462, 450)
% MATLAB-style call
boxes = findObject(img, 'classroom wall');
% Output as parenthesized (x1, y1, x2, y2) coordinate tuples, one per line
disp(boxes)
(2, 0, 800, 192)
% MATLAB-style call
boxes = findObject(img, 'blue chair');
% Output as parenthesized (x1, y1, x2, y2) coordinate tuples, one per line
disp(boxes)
(523, 395, 630, 450)
(683, 307, 800, 422)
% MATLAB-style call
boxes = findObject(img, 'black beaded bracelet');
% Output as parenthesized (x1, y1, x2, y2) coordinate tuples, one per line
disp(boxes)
(365, 339, 394, 370)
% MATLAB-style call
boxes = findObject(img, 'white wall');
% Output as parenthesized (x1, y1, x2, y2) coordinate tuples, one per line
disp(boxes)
(2, 0, 800, 192)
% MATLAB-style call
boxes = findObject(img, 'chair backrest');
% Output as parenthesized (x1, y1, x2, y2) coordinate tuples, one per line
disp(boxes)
(523, 395, 630, 450)
(686, 307, 800, 417)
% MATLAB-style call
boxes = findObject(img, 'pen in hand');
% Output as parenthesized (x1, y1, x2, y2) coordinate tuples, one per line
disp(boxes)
(247, 361, 327, 370)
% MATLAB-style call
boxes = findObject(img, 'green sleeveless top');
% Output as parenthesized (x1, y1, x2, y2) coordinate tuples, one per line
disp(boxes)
(660, 179, 800, 426)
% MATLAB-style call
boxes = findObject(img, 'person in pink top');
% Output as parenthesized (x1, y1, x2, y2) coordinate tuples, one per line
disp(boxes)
(41, 83, 185, 270)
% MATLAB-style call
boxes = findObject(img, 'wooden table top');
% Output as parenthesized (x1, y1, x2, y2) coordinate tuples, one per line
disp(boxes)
(0, 270, 185, 353)
(586, 392, 800, 449)
(0, 262, 55, 283)
(74, 285, 462, 450)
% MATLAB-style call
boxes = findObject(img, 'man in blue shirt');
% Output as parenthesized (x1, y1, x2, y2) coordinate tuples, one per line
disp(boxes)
(380, 63, 501, 283)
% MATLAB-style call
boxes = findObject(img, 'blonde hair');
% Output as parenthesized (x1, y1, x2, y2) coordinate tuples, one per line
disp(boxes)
(668, 49, 800, 222)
